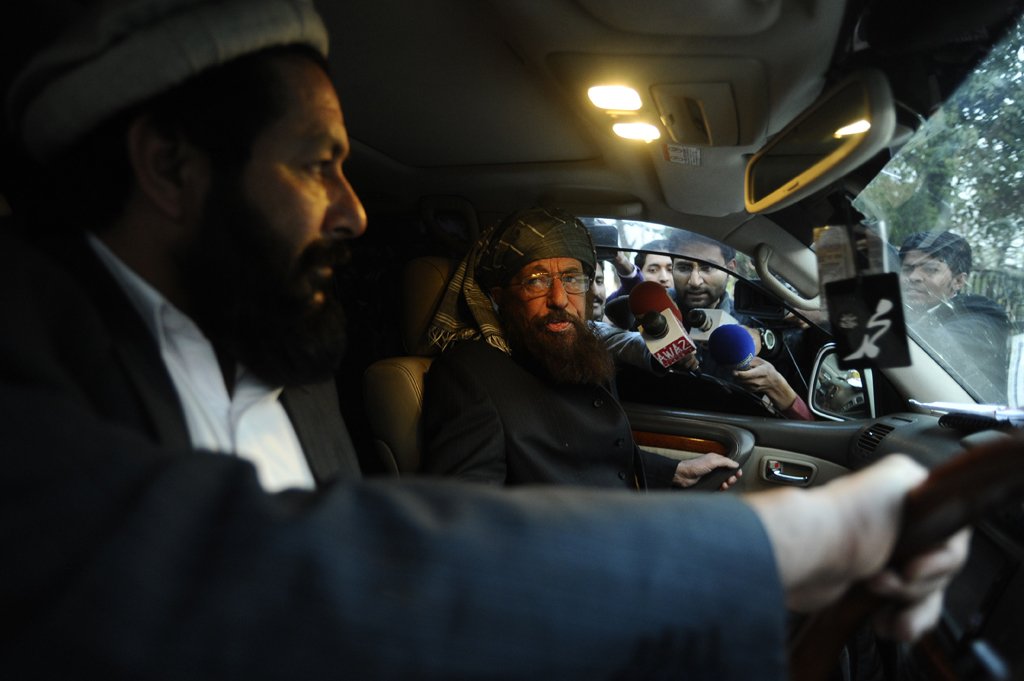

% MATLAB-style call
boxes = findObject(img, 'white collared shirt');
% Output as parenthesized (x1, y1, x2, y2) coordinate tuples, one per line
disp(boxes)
(88, 235, 315, 492)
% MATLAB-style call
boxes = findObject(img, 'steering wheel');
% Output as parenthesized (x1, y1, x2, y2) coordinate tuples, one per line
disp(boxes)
(789, 432, 1024, 680)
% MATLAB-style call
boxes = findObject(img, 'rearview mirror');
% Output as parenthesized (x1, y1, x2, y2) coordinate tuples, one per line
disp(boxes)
(745, 70, 895, 213)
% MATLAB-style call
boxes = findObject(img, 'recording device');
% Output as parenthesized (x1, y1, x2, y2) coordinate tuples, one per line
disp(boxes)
(707, 324, 756, 370)
(628, 281, 696, 368)
(686, 308, 740, 342)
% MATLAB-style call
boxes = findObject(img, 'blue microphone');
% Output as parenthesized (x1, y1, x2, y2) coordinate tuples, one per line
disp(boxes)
(708, 324, 755, 370)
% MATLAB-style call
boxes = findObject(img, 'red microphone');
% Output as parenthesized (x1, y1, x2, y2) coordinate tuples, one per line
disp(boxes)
(628, 281, 696, 368)
(629, 281, 684, 323)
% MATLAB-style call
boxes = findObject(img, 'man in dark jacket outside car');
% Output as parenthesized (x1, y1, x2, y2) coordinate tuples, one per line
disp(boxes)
(617, 229, 814, 419)
(899, 230, 1010, 403)
(0, 1, 969, 679)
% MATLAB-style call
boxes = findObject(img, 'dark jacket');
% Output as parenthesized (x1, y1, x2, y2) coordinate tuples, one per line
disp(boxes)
(0, 228, 786, 680)
(421, 339, 680, 489)
(15, 232, 361, 485)
(910, 293, 1010, 403)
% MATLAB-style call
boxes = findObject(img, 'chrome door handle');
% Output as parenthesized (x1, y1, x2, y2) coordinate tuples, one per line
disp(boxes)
(764, 458, 815, 486)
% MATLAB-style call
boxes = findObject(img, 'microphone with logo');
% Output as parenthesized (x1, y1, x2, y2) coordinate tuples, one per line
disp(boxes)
(628, 281, 697, 368)
(707, 324, 756, 370)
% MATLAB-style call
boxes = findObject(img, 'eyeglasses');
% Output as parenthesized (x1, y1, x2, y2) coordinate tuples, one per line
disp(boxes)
(512, 271, 592, 297)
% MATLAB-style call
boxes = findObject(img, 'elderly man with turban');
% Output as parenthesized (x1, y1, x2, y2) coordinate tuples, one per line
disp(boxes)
(422, 207, 742, 489)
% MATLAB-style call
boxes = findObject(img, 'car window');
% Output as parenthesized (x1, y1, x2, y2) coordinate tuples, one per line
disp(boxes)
(580, 217, 758, 303)
(853, 15, 1024, 407)
(580, 217, 828, 418)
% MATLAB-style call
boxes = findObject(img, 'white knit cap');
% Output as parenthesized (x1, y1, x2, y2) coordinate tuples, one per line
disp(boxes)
(7, 0, 328, 163)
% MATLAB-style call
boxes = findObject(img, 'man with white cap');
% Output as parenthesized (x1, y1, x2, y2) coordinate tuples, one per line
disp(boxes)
(0, 1, 970, 679)
(4, 0, 365, 493)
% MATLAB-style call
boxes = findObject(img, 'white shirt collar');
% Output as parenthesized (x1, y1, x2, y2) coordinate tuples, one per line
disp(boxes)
(85, 234, 312, 491)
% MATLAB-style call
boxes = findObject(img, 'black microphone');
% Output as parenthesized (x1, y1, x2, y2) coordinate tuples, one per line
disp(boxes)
(686, 307, 740, 342)
(603, 297, 635, 330)
(707, 324, 756, 370)
(628, 282, 696, 368)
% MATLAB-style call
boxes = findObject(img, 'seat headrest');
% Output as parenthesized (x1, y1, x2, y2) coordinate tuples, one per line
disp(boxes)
(401, 256, 455, 356)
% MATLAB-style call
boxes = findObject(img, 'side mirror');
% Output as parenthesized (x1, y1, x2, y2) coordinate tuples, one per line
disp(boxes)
(745, 70, 896, 213)
(809, 343, 873, 420)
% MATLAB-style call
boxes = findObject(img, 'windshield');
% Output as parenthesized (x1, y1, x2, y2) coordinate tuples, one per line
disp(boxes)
(854, 16, 1024, 407)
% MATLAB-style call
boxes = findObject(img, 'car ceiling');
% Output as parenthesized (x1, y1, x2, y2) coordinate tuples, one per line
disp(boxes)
(321, 0, 848, 236)
(1, 0, 1016, 251)
(320, 0, 1022, 249)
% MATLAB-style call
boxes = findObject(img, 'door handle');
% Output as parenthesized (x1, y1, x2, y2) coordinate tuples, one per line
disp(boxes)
(764, 458, 815, 486)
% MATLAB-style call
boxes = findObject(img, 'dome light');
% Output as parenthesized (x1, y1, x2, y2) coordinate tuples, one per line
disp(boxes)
(612, 122, 661, 142)
(588, 85, 642, 111)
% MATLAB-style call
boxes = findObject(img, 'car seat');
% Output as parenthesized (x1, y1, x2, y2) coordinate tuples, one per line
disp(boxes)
(363, 256, 453, 475)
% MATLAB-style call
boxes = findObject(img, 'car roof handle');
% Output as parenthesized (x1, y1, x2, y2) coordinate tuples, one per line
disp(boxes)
(753, 243, 821, 310)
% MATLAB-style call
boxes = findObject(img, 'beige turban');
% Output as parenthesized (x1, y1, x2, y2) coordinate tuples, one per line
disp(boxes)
(7, 0, 328, 163)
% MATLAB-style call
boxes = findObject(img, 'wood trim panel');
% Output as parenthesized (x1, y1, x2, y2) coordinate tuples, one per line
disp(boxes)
(631, 431, 727, 455)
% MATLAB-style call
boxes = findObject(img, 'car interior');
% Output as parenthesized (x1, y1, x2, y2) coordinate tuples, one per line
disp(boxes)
(315, 1, 1024, 678)
(1, 0, 1022, 679)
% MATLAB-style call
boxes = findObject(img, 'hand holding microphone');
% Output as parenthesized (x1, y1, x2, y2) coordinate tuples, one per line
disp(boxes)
(709, 324, 804, 414)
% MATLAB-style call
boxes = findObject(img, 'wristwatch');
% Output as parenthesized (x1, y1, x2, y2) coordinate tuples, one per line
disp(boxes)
(757, 327, 777, 356)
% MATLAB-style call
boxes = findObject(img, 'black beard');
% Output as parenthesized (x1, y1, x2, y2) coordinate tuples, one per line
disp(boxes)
(178, 173, 349, 387)
(501, 304, 615, 387)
